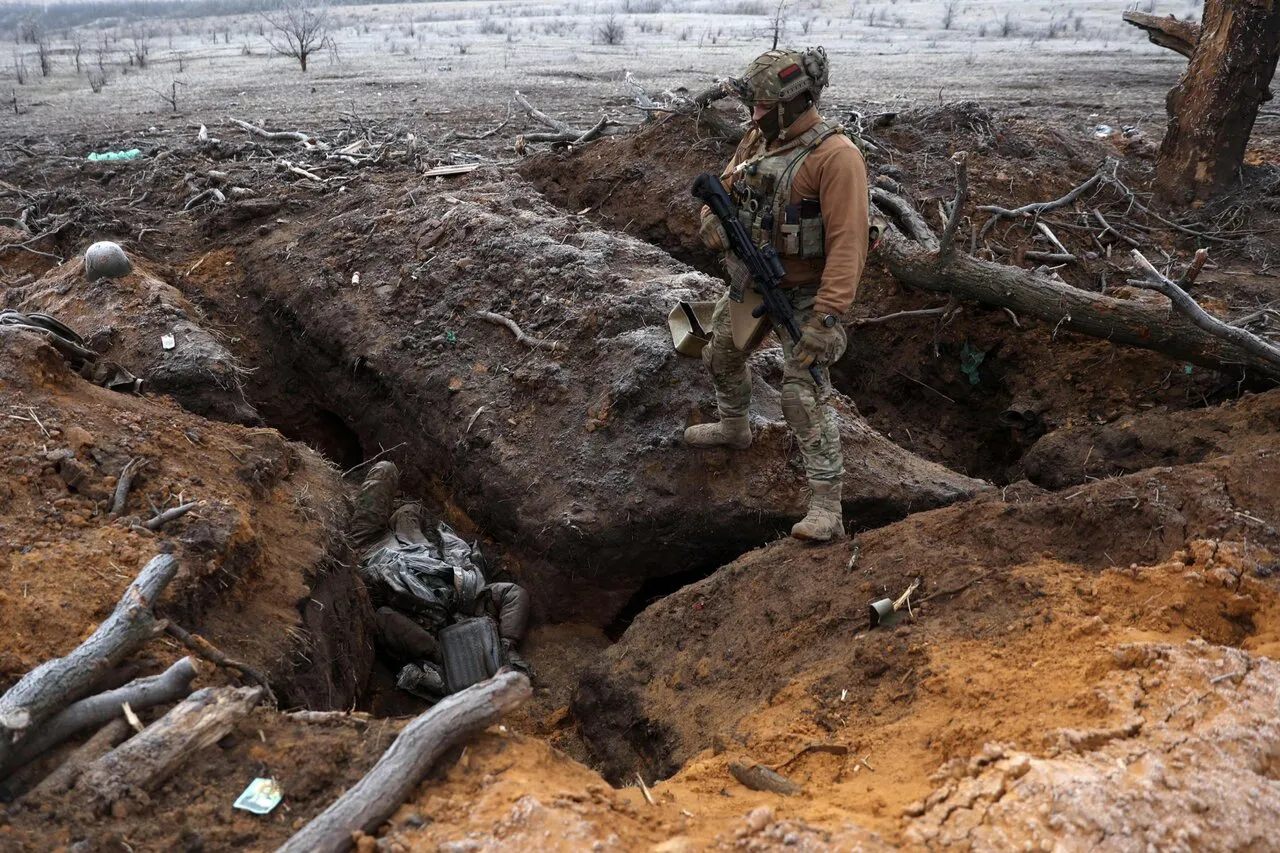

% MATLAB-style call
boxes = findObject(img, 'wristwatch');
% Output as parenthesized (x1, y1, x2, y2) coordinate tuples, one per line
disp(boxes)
(819, 313, 839, 328)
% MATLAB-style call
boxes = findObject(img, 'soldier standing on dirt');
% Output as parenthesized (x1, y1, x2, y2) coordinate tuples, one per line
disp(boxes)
(688, 46, 870, 542)
(349, 461, 531, 697)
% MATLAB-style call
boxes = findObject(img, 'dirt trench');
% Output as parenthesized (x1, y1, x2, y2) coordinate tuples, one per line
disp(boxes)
(4, 102, 1280, 851)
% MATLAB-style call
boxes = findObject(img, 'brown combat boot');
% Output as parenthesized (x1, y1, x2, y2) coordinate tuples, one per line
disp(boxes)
(684, 416, 752, 450)
(791, 480, 845, 541)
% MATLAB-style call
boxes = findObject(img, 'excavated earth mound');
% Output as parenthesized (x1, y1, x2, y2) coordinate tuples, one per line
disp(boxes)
(5, 258, 260, 426)
(201, 169, 985, 624)
(0, 330, 373, 714)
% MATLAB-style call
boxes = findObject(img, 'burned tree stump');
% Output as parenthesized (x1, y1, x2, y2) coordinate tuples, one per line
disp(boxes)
(1154, 0, 1280, 202)
(78, 685, 264, 808)
(1123, 11, 1201, 59)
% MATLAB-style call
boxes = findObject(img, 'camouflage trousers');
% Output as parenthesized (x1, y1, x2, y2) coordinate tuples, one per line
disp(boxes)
(702, 287, 846, 484)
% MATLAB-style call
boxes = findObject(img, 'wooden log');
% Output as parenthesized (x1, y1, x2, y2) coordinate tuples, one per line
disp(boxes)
(25, 718, 132, 799)
(1, 657, 199, 778)
(872, 195, 1280, 381)
(1123, 11, 1201, 59)
(276, 671, 531, 853)
(78, 685, 264, 808)
(0, 554, 178, 770)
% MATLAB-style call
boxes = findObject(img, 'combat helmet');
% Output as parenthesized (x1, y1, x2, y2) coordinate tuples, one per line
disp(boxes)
(733, 46, 829, 105)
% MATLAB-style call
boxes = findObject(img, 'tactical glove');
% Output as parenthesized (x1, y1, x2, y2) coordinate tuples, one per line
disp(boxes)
(794, 317, 847, 370)
(699, 211, 728, 252)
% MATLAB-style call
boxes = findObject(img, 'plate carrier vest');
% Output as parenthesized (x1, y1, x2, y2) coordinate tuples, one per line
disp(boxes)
(729, 118, 847, 261)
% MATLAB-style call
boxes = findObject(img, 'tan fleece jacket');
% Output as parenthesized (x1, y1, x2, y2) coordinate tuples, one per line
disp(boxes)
(712, 107, 870, 317)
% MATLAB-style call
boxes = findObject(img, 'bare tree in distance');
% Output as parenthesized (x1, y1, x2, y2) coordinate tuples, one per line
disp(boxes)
(942, 0, 959, 31)
(71, 30, 85, 74)
(597, 14, 625, 46)
(262, 0, 334, 72)
(35, 35, 52, 77)
(770, 0, 788, 49)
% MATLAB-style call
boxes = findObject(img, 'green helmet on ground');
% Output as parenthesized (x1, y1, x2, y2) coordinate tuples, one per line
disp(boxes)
(732, 46, 829, 106)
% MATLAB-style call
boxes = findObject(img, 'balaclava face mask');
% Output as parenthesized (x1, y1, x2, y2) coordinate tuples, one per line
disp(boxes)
(755, 93, 812, 143)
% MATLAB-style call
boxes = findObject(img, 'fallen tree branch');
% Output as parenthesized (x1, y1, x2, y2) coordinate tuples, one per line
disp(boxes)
(25, 718, 132, 799)
(979, 169, 1105, 236)
(276, 671, 531, 853)
(142, 500, 201, 531)
(872, 192, 1280, 381)
(279, 160, 325, 183)
(229, 118, 322, 147)
(109, 456, 147, 517)
(475, 311, 563, 351)
(938, 152, 969, 263)
(1129, 249, 1280, 372)
(0, 554, 178, 770)
(79, 685, 264, 809)
(1, 657, 199, 778)
(513, 90, 569, 133)
(1093, 208, 1141, 248)
(164, 623, 273, 698)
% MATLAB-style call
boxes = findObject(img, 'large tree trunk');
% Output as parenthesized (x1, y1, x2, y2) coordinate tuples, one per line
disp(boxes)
(1155, 0, 1280, 202)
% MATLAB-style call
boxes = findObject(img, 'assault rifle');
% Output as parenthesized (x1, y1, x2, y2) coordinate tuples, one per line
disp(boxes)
(691, 172, 823, 385)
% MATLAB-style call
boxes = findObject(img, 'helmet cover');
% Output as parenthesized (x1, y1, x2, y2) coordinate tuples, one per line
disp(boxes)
(731, 46, 829, 106)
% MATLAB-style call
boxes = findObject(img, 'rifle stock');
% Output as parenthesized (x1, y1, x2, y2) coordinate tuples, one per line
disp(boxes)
(691, 173, 823, 385)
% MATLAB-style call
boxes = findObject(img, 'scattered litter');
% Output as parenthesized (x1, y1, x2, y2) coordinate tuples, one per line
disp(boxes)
(960, 341, 987, 385)
(351, 272, 361, 286)
(161, 334, 176, 351)
(233, 778, 283, 815)
(88, 148, 143, 161)
(1092, 124, 1113, 138)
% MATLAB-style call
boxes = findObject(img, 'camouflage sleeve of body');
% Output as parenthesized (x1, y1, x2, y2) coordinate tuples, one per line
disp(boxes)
(486, 582, 531, 643)
(813, 141, 870, 317)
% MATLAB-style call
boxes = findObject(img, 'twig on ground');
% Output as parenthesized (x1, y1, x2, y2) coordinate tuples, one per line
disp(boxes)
(341, 442, 408, 478)
(635, 772, 655, 805)
(852, 307, 948, 327)
(918, 571, 993, 605)
(476, 311, 563, 351)
(141, 501, 201, 531)
(979, 169, 1104, 236)
(164, 623, 274, 701)
(1093, 208, 1141, 248)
